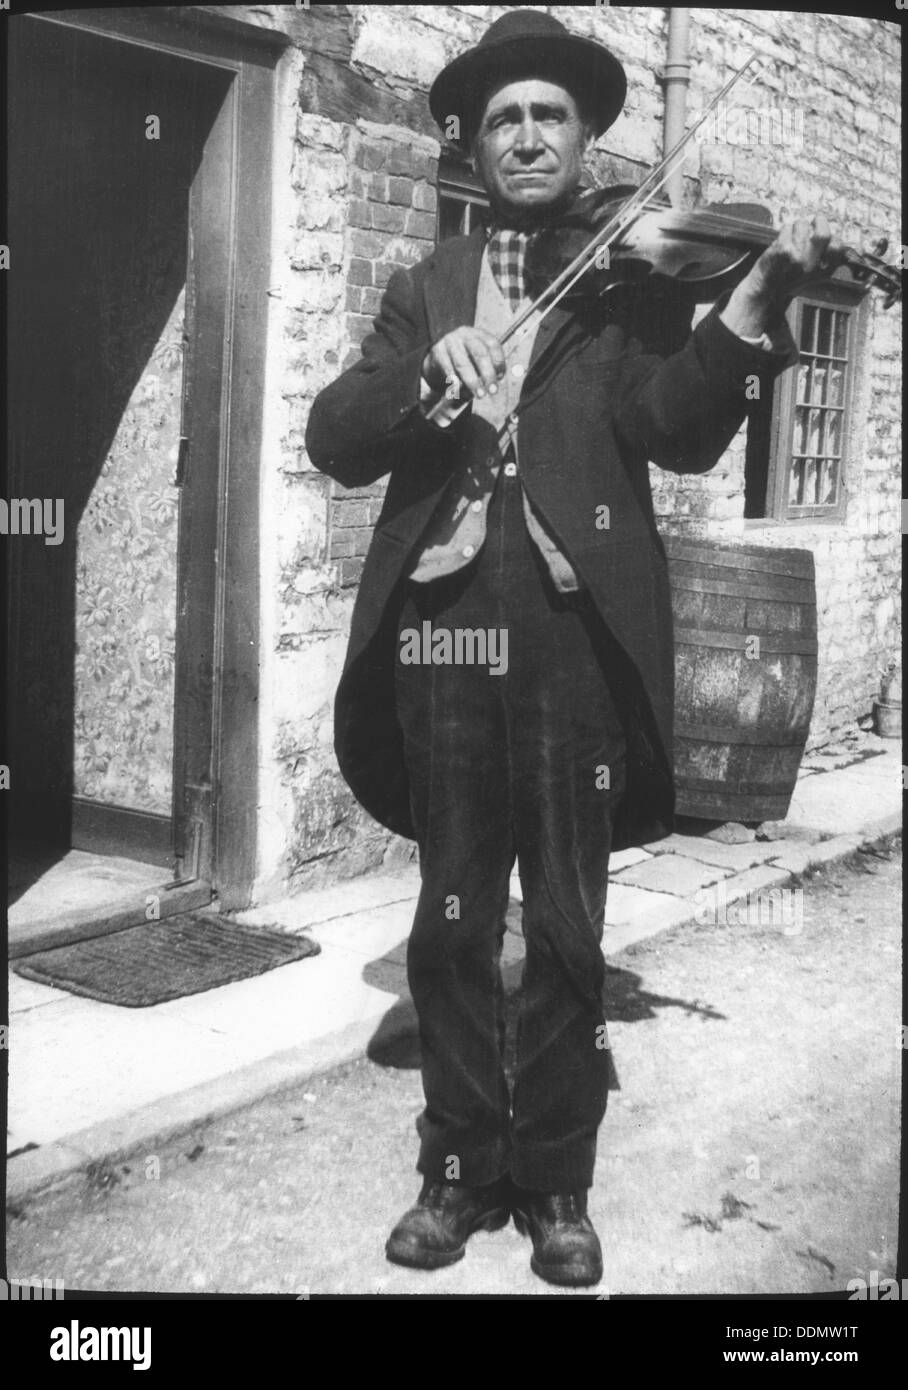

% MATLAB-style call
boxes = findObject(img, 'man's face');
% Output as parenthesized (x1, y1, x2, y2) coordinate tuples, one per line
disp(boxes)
(472, 78, 594, 225)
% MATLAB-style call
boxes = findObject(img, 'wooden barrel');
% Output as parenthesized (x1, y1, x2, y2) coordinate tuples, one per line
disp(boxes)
(664, 537, 818, 824)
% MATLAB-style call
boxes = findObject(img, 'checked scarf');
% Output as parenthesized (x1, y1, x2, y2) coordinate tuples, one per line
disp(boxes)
(486, 226, 532, 310)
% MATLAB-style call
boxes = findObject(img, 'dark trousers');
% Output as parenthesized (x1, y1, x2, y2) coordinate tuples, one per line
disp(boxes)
(394, 467, 627, 1192)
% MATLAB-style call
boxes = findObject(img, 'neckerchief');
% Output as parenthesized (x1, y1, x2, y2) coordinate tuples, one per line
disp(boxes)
(486, 226, 531, 310)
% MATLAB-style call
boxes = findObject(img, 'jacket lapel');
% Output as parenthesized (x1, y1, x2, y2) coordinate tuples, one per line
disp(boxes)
(423, 227, 486, 342)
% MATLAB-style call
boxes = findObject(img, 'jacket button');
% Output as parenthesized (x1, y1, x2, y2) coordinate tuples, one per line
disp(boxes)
(471, 500, 483, 512)
(462, 544, 475, 558)
(504, 462, 517, 477)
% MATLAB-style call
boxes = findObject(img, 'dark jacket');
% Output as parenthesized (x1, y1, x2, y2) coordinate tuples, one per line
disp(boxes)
(305, 225, 798, 849)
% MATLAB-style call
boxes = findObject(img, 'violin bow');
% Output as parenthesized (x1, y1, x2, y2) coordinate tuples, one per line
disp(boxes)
(425, 52, 764, 424)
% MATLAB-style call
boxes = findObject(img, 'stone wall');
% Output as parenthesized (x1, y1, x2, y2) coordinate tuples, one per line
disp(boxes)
(216, 6, 900, 900)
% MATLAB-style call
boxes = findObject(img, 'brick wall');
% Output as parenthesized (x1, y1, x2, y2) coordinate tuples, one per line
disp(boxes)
(218, 5, 900, 900)
(328, 123, 440, 590)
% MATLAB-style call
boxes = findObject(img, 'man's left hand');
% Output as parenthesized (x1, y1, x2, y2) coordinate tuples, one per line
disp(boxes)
(748, 214, 847, 305)
(721, 214, 847, 339)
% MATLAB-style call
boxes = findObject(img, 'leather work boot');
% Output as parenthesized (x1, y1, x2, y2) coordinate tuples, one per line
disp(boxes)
(385, 1176, 512, 1270)
(511, 1189, 603, 1286)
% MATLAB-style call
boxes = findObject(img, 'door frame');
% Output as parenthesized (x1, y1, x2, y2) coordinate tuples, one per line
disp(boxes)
(26, 7, 289, 910)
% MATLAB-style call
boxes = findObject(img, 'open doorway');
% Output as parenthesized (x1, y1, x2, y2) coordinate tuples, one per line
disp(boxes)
(7, 11, 281, 950)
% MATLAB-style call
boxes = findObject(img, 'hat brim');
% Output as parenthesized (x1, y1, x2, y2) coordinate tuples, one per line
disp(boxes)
(429, 33, 627, 147)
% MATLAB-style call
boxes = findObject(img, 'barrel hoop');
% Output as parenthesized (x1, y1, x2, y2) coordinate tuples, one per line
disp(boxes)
(674, 722, 808, 747)
(674, 628, 819, 655)
(665, 543, 813, 579)
(670, 575, 815, 603)
(675, 776, 790, 795)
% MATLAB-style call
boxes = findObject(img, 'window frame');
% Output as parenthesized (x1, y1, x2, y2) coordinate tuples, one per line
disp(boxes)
(436, 154, 490, 242)
(763, 279, 869, 525)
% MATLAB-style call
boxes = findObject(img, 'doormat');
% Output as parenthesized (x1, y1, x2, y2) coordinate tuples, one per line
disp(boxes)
(12, 913, 321, 1008)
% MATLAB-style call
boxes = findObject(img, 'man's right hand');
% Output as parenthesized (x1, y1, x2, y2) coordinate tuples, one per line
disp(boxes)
(422, 326, 506, 401)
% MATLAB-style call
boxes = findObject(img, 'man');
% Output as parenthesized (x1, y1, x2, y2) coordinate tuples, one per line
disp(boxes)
(306, 10, 838, 1286)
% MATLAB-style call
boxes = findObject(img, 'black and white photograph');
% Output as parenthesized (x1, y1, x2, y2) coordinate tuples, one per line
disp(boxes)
(3, 0, 903, 1327)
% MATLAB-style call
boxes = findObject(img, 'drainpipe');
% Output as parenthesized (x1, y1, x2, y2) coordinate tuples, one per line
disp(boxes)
(662, 7, 691, 207)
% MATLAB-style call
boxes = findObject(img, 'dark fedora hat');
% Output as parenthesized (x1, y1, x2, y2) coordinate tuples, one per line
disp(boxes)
(429, 9, 627, 147)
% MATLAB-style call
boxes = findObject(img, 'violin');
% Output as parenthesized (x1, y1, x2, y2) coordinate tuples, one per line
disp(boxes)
(525, 184, 902, 311)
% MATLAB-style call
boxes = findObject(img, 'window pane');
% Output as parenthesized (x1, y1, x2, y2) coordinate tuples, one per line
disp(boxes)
(811, 361, 827, 404)
(470, 201, 491, 235)
(826, 410, 842, 456)
(808, 407, 823, 454)
(797, 361, 811, 403)
(789, 459, 804, 506)
(815, 307, 833, 356)
(794, 405, 808, 454)
(820, 459, 838, 504)
(438, 196, 465, 241)
(827, 364, 845, 406)
(801, 304, 817, 354)
(803, 456, 819, 505)
(833, 311, 849, 356)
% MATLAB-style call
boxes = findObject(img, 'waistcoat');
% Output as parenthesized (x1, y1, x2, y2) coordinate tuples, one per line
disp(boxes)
(408, 247, 580, 592)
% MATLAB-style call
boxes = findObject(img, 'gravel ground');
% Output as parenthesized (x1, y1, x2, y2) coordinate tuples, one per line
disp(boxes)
(6, 836, 901, 1298)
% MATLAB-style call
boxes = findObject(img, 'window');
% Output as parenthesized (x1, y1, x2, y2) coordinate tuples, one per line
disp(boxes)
(745, 280, 868, 523)
(437, 156, 490, 242)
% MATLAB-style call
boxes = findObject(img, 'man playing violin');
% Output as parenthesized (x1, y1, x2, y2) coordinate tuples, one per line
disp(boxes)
(306, 9, 839, 1287)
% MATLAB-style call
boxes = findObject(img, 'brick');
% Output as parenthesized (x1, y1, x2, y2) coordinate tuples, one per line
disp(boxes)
(331, 500, 370, 528)
(387, 176, 415, 207)
(404, 209, 437, 239)
(360, 287, 384, 317)
(388, 147, 419, 177)
(347, 198, 372, 229)
(344, 285, 362, 313)
(412, 183, 438, 213)
(350, 229, 387, 260)
(371, 203, 407, 233)
(340, 557, 365, 586)
(329, 537, 355, 560)
(355, 143, 388, 173)
(348, 258, 373, 287)
(352, 527, 374, 556)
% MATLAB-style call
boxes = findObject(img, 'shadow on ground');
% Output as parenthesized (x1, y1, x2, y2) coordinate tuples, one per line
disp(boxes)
(363, 901, 727, 1091)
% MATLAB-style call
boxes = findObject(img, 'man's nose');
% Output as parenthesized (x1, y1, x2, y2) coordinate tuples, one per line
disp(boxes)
(513, 116, 544, 154)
